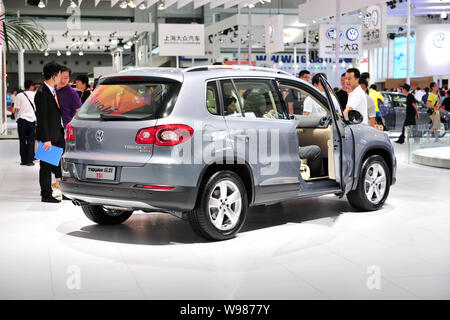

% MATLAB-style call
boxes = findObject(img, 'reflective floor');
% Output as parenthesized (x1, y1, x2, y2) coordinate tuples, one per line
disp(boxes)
(0, 137, 449, 299)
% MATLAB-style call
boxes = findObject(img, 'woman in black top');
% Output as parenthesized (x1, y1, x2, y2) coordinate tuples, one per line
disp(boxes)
(395, 84, 419, 144)
(75, 74, 91, 104)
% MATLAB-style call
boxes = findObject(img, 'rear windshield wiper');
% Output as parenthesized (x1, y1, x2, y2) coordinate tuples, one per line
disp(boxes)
(100, 114, 136, 121)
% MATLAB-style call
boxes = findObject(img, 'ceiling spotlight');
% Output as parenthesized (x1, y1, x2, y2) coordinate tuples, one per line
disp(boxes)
(44, 50, 49, 56)
(38, 0, 45, 9)
(127, 0, 136, 8)
(66, 50, 71, 56)
(79, 51, 84, 56)
(70, 0, 77, 8)
(120, 1, 128, 9)
(158, 3, 165, 10)
(138, 3, 146, 10)
(57, 50, 61, 56)
(386, 1, 397, 9)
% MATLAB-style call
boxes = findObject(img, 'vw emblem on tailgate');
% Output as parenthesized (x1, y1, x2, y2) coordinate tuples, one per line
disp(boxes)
(95, 130, 104, 142)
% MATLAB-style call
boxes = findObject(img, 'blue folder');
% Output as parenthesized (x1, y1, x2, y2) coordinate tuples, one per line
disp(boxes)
(35, 141, 64, 166)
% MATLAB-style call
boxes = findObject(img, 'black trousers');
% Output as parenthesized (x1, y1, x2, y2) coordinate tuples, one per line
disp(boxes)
(39, 136, 65, 198)
(17, 118, 36, 164)
(299, 145, 323, 177)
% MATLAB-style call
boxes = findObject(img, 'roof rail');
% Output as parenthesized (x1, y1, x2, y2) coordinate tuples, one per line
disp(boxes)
(183, 65, 294, 77)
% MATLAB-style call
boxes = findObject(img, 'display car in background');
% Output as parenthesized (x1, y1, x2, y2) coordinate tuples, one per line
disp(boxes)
(379, 92, 449, 135)
(60, 67, 396, 241)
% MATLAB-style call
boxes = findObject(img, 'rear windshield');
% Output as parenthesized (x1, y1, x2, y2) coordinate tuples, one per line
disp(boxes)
(76, 82, 180, 120)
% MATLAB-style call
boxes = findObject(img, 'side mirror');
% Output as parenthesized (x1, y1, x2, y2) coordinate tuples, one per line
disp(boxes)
(348, 110, 363, 124)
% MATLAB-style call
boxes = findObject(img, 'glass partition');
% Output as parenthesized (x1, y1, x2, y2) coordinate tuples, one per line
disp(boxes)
(406, 123, 450, 164)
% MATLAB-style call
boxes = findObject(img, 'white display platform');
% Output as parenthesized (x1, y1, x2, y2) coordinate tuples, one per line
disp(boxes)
(412, 147, 450, 169)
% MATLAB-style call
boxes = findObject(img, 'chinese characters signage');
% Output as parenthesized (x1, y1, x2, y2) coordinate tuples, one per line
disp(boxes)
(158, 24, 205, 57)
(319, 24, 361, 59)
(362, 4, 386, 49)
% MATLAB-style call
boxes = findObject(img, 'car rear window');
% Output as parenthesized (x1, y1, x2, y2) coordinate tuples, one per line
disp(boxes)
(76, 82, 180, 120)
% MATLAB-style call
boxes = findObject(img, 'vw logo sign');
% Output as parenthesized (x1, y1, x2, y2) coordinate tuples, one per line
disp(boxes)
(363, 13, 371, 28)
(433, 33, 447, 48)
(268, 25, 274, 38)
(326, 28, 343, 40)
(346, 27, 359, 41)
(95, 130, 104, 143)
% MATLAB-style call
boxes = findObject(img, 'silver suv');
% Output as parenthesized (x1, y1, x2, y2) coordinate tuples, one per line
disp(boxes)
(60, 66, 397, 241)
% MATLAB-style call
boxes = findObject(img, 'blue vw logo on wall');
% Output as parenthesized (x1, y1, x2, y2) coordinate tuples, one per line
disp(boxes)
(326, 28, 343, 40)
(268, 25, 274, 39)
(433, 33, 447, 48)
(363, 13, 371, 28)
(346, 27, 359, 41)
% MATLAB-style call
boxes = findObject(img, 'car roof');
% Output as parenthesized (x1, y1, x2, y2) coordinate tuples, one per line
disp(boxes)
(109, 66, 307, 85)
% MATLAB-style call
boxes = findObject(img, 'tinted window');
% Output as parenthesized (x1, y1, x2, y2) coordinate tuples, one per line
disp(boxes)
(220, 79, 243, 117)
(233, 79, 287, 119)
(77, 82, 179, 120)
(392, 94, 407, 108)
(206, 81, 220, 116)
(279, 84, 328, 117)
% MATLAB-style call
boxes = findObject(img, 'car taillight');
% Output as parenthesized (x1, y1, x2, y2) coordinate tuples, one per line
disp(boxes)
(136, 124, 193, 146)
(66, 124, 75, 141)
(135, 127, 156, 144)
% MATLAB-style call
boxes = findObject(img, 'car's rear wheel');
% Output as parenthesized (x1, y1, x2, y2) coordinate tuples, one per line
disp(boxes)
(81, 205, 133, 225)
(347, 155, 391, 211)
(188, 171, 248, 241)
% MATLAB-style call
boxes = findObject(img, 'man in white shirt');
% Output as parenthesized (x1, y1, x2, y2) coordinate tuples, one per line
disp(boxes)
(359, 78, 376, 127)
(15, 80, 36, 166)
(414, 87, 425, 102)
(343, 68, 368, 125)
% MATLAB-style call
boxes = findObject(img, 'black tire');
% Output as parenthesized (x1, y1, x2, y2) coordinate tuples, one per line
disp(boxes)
(81, 205, 133, 225)
(188, 171, 248, 241)
(347, 155, 391, 211)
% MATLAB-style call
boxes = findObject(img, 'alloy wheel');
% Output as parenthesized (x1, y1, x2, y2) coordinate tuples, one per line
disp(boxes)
(364, 163, 387, 204)
(208, 180, 242, 231)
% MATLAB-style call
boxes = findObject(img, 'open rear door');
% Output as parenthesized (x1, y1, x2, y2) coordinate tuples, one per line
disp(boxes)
(319, 76, 355, 193)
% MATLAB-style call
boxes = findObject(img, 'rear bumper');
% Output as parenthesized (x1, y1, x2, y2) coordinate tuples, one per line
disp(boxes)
(60, 178, 197, 212)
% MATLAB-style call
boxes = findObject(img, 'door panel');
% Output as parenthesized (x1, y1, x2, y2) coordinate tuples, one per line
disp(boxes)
(220, 78, 300, 203)
(380, 94, 395, 130)
(320, 77, 354, 192)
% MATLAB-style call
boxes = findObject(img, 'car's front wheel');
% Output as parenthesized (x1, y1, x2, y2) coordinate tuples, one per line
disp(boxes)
(188, 171, 248, 241)
(347, 155, 391, 211)
(82, 205, 133, 225)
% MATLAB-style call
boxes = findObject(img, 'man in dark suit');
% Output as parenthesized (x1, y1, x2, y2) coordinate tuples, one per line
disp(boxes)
(35, 62, 64, 203)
